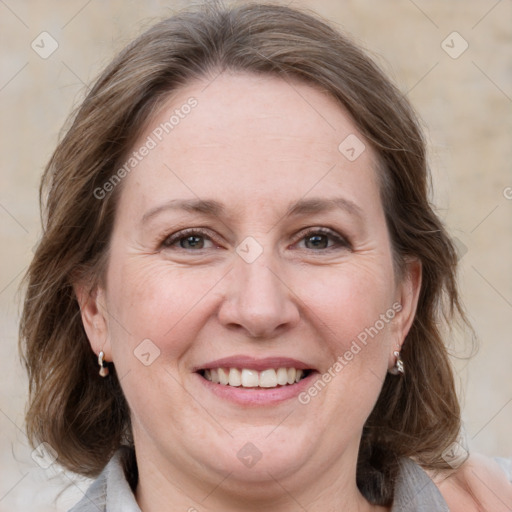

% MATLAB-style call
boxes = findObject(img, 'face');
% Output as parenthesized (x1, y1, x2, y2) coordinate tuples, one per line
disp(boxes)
(79, 72, 420, 501)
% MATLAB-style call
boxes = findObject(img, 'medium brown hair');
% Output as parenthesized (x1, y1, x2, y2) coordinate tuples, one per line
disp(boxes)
(19, 1, 466, 504)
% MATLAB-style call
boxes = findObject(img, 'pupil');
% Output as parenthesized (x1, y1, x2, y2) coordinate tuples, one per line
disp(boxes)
(307, 234, 328, 249)
(182, 235, 203, 249)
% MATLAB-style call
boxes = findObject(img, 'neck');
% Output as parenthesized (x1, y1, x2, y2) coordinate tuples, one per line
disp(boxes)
(133, 442, 391, 512)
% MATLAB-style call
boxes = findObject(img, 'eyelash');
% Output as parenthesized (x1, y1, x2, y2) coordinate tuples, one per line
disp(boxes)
(294, 227, 350, 250)
(160, 227, 351, 252)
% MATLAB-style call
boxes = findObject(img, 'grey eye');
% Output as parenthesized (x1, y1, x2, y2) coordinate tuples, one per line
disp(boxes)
(179, 235, 205, 249)
(304, 234, 330, 249)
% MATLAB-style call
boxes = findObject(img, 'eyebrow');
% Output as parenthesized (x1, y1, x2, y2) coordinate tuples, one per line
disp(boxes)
(284, 197, 364, 220)
(142, 199, 225, 224)
(141, 197, 364, 224)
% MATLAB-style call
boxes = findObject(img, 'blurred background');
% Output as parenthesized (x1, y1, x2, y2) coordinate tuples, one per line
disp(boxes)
(1, 0, 511, 510)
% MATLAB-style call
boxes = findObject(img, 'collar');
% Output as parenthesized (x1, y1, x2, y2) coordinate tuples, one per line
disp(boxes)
(391, 457, 449, 511)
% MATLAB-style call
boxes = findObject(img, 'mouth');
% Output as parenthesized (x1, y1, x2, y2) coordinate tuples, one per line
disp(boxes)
(193, 356, 318, 405)
(197, 367, 313, 388)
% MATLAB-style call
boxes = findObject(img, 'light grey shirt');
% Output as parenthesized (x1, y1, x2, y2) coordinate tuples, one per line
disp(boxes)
(68, 448, 456, 511)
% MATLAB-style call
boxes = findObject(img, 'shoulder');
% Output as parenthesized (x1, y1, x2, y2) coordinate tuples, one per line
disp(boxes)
(494, 456, 512, 482)
(431, 453, 512, 511)
(392, 457, 449, 512)
(68, 447, 140, 512)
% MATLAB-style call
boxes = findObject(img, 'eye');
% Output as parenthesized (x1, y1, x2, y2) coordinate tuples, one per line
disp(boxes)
(295, 227, 350, 251)
(161, 228, 216, 250)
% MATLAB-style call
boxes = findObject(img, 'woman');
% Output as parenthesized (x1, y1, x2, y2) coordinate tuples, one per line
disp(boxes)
(19, 2, 511, 511)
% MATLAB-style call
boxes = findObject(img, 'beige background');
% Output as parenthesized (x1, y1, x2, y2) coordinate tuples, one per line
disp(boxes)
(1, 0, 511, 510)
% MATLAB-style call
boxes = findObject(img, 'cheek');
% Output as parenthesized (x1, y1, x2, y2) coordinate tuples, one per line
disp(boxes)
(105, 258, 225, 364)
(296, 264, 397, 428)
(296, 258, 397, 406)
(299, 259, 397, 343)
(103, 260, 224, 432)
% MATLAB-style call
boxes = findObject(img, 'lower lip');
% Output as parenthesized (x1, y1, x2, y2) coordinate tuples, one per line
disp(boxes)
(195, 371, 319, 406)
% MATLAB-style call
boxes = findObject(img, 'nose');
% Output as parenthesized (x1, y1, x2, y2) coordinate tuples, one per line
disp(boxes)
(217, 253, 301, 339)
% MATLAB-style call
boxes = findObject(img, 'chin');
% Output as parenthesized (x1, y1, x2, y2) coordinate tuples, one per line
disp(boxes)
(198, 427, 315, 485)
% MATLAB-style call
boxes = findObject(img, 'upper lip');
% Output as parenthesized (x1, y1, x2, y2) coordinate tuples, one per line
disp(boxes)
(193, 355, 315, 372)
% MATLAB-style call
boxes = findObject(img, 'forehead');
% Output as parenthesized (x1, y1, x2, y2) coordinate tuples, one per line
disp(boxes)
(117, 71, 382, 217)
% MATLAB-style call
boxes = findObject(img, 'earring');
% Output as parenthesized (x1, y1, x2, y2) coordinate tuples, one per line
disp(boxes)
(388, 350, 404, 375)
(98, 351, 109, 377)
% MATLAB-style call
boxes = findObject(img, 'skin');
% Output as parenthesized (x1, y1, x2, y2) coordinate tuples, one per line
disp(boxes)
(76, 70, 452, 511)
(429, 454, 512, 511)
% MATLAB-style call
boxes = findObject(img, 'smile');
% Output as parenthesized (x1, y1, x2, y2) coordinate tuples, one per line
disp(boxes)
(199, 367, 311, 388)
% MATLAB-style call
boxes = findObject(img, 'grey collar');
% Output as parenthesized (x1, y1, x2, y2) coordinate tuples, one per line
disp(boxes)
(391, 457, 449, 511)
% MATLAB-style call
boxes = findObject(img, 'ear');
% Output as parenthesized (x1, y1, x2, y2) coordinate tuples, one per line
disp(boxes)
(394, 257, 422, 348)
(74, 281, 112, 361)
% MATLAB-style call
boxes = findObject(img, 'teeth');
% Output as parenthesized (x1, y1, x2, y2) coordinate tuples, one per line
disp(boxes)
(276, 368, 288, 386)
(259, 369, 277, 388)
(218, 367, 229, 385)
(202, 367, 309, 388)
(228, 368, 242, 387)
(241, 369, 259, 387)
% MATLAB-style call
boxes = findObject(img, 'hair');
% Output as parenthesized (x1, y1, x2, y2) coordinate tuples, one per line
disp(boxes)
(19, 1, 467, 505)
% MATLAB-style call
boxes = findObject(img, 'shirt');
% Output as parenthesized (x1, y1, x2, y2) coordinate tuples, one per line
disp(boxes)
(68, 447, 454, 511)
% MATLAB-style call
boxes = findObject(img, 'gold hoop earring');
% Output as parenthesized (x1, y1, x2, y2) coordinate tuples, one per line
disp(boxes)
(98, 351, 109, 377)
